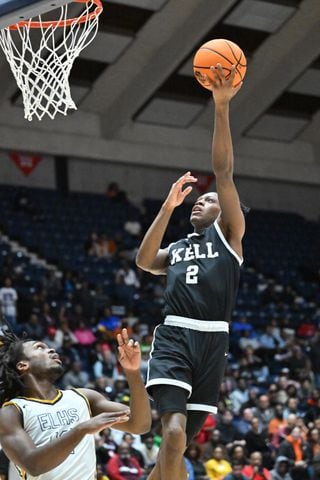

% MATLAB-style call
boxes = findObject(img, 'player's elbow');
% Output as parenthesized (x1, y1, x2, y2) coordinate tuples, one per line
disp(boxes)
(25, 464, 44, 477)
(23, 457, 53, 476)
(129, 420, 152, 435)
(135, 253, 151, 272)
(126, 414, 152, 435)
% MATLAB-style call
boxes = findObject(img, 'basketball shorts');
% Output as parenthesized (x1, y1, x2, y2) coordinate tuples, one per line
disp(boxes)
(146, 316, 229, 415)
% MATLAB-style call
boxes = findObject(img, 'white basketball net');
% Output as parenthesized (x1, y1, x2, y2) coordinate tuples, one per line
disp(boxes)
(0, 1, 102, 121)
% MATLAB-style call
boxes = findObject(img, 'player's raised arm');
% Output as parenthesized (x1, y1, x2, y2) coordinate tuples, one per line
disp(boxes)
(136, 172, 197, 275)
(80, 328, 152, 435)
(208, 64, 245, 257)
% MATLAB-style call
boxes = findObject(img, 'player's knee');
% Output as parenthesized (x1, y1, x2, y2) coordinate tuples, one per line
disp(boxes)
(163, 423, 186, 452)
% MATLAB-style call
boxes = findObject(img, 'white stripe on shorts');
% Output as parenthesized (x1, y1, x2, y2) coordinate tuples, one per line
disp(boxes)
(187, 403, 218, 414)
(164, 315, 229, 333)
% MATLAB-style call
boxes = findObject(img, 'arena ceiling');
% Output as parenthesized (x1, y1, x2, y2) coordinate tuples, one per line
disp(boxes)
(0, 0, 320, 186)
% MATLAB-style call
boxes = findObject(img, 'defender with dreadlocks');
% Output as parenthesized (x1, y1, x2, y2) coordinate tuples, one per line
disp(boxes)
(0, 327, 151, 480)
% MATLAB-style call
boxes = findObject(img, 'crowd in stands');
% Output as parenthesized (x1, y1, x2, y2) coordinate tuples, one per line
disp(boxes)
(0, 182, 319, 479)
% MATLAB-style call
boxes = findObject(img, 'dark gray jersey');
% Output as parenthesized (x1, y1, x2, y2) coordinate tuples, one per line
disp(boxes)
(164, 220, 242, 322)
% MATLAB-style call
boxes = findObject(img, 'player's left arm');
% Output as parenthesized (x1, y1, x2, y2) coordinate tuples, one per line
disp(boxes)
(209, 64, 245, 257)
(80, 329, 151, 435)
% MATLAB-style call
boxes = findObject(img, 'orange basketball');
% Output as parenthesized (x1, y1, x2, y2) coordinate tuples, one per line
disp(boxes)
(193, 38, 247, 90)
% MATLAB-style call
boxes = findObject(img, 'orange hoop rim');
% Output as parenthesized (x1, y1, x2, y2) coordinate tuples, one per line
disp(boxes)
(8, 0, 103, 30)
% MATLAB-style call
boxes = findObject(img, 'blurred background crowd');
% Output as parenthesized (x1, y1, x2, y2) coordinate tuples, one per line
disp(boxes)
(0, 182, 319, 480)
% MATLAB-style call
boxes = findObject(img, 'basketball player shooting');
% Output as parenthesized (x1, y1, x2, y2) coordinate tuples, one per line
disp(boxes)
(0, 327, 151, 480)
(136, 64, 245, 480)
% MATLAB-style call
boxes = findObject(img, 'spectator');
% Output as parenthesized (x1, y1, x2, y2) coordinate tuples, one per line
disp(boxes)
(99, 234, 118, 258)
(21, 313, 44, 340)
(253, 395, 275, 430)
(309, 333, 320, 388)
(40, 303, 57, 329)
(242, 452, 271, 480)
(229, 446, 248, 467)
(92, 341, 115, 379)
(278, 426, 312, 469)
(304, 398, 320, 424)
(85, 232, 99, 255)
(287, 346, 312, 382)
(73, 319, 96, 347)
(121, 433, 144, 469)
(308, 428, 320, 459)
(223, 461, 250, 480)
(185, 456, 195, 480)
(242, 388, 259, 410)
(195, 414, 217, 445)
(216, 410, 244, 450)
(106, 441, 143, 480)
(270, 456, 293, 480)
(277, 414, 298, 445)
(136, 434, 159, 470)
(267, 384, 280, 407)
(232, 316, 253, 335)
(230, 379, 249, 415)
(203, 430, 223, 461)
(184, 442, 209, 480)
(239, 331, 260, 351)
(116, 262, 140, 289)
(205, 446, 232, 480)
(235, 408, 254, 436)
(98, 307, 121, 338)
(54, 318, 78, 348)
(283, 397, 301, 420)
(268, 404, 287, 448)
(57, 337, 81, 370)
(244, 417, 270, 458)
(61, 360, 89, 388)
(42, 327, 60, 351)
(95, 428, 118, 465)
(258, 325, 278, 351)
(105, 182, 127, 203)
(0, 277, 18, 331)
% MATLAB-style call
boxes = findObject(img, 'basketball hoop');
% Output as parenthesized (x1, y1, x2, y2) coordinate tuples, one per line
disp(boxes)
(0, 0, 103, 121)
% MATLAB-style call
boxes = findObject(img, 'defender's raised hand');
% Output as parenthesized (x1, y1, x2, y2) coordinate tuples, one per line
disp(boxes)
(163, 172, 197, 211)
(117, 328, 141, 371)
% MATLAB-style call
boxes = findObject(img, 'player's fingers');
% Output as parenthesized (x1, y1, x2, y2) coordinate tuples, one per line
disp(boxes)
(228, 65, 236, 82)
(182, 186, 193, 198)
(176, 171, 191, 183)
(212, 64, 224, 82)
(116, 333, 124, 346)
(121, 328, 129, 343)
(210, 65, 221, 81)
(182, 176, 197, 185)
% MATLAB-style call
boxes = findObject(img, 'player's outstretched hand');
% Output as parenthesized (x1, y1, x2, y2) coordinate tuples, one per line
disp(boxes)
(164, 171, 198, 210)
(82, 411, 130, 434)
(206, 64, 242, 104)
(117, 328, 141, 371)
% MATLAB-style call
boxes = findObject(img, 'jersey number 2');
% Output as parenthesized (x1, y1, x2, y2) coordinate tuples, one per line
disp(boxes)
(186, 265, 199, 284)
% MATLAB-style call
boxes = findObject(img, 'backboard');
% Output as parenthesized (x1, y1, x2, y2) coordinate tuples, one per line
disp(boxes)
(0, 0, 75, 29)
